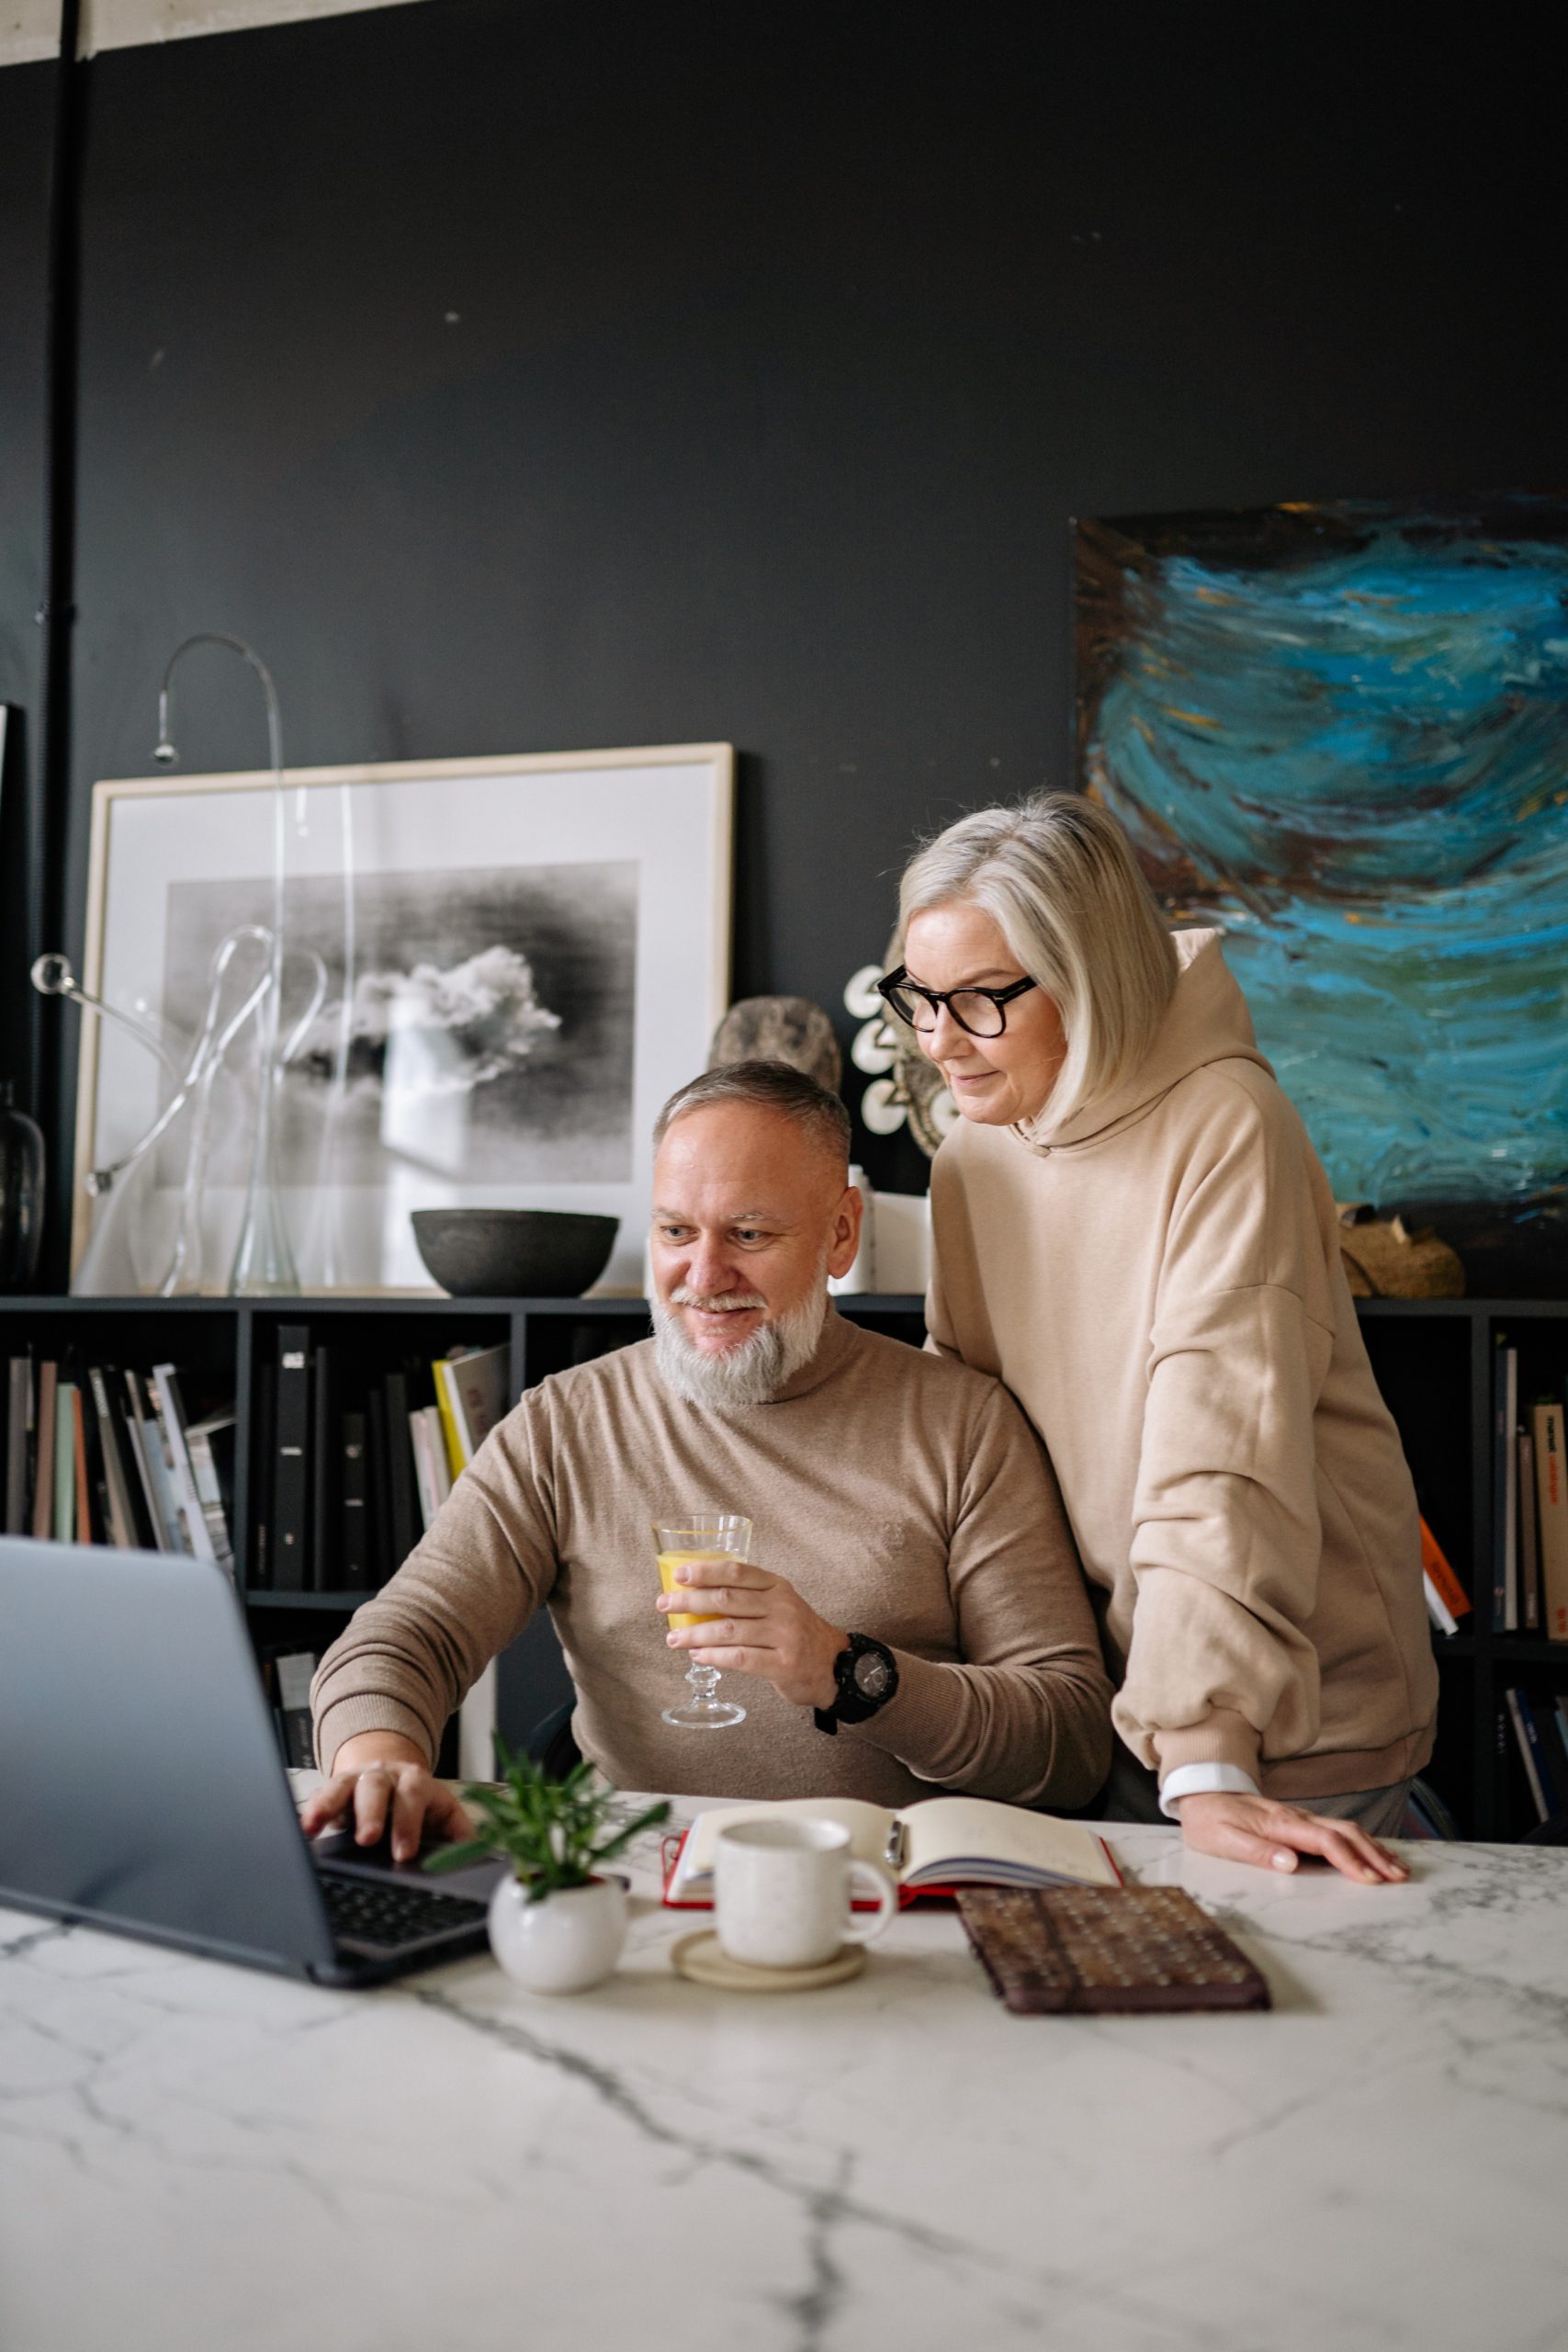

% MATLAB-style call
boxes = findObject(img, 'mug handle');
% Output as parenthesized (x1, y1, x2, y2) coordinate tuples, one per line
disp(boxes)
(842, 1859, 898, 1944)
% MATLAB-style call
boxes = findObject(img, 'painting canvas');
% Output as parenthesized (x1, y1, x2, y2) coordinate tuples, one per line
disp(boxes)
(73, 746, 732, 1294)
(1075, 498, 1568, 1275)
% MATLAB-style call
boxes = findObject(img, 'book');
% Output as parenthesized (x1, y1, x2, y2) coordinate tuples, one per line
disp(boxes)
(1494, 1340, 1518, 1629)
(271, 1326, 312, 1590)
(1505, 1687, 1557, 1826)
(409, 1408, 440, 1531)
(442, 1341, 511, 1465)
(184, 1409, 237, 1577)
(662, 1795, 1121, 1908)
(53, 1380, 76, 1542)
(432, 1358, 468, 1482)
(1534, 1403, 1568, 1642)
(152, 1363, 215, 1563)
(1519, 1428, 1540, 1633)
(5, 1356, 32, 1535)
(1423, 1570, 1459, 1639)
(1418, 1515, 1471, 1622)
(119, 1369, 171, 1551)
(339, 1410, 370, 1590)
(958, 1884, 1269, 2015)
(141, 1374, 195, 1555)
(31, 1363, 57, 1540)
(71, 1385, 92, 1544)
(270, 1647, 318, 1771)
(76, 1371, 112, 1545)
(86, 1365, 140, 1548)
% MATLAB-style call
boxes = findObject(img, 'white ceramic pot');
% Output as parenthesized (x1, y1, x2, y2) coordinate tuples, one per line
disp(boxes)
(486, 1874, 627, 1995)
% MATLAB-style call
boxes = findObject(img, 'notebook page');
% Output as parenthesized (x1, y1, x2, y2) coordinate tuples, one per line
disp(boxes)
(671, 1796, 894, 1895)
(897, 1796, 1117, 1887)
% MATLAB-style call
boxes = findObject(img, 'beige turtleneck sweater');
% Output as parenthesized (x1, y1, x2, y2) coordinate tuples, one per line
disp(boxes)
(311, 1312, 1112, 1810)
(928, 928, 1438, 1804)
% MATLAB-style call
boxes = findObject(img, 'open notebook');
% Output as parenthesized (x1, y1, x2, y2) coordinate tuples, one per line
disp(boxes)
(663, 1793, 1120, 1907)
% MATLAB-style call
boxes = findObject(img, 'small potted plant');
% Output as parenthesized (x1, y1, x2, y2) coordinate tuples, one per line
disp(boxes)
(424, 1739, 669, 1994)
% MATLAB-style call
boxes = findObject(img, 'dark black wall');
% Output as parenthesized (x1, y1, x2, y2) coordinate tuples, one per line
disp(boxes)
(3, 0, 1564, 1253)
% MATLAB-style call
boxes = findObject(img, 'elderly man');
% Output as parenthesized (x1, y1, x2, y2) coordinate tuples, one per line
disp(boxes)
(304, 1062, 1111, 1859)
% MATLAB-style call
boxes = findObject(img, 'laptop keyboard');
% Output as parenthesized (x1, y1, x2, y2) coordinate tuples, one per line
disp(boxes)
(319, 1871, 490, 1951)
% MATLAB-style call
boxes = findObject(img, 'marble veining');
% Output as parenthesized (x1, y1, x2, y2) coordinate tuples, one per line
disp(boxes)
(4, 1816, 1568, 2352)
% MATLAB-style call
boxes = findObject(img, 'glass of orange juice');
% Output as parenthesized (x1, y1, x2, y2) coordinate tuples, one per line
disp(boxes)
(652, 1513, 750, 1729)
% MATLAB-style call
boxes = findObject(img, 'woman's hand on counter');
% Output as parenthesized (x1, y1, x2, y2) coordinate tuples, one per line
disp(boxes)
(1174, 1791, 1408, 1883)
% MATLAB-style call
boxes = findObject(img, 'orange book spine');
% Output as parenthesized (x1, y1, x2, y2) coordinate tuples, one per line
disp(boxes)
(1419, 1516, 1472, 1618)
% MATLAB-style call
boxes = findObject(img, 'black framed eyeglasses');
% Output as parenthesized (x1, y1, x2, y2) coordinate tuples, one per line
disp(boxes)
(875, 966, 1038, 1039)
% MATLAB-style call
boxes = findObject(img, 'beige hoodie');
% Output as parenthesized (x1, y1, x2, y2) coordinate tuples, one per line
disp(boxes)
(928, 928, 1438, 1801)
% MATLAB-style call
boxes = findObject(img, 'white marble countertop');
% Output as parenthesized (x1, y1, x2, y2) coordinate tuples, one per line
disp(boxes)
(4, 1802, 1568, 2352)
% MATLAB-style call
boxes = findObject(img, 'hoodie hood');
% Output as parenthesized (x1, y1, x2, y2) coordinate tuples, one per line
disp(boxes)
(1013, 928, 1274, 1154)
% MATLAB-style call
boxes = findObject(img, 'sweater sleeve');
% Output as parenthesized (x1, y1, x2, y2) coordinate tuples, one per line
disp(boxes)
(1113, 1091, 1338, 1786)
(310, 1396, 558, 1772)
(842, 1384, 1113, 1808)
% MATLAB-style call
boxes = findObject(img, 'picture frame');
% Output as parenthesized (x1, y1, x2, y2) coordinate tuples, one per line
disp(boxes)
(71, 744, 734, 1295)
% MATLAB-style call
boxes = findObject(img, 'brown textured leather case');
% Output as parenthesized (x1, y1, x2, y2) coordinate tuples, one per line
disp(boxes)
(957, 1884, 1271, 2014)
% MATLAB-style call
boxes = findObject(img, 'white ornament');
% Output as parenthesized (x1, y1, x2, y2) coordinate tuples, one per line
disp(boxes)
(860, 1079, 908, 1136)
(842, 963, 885, 1021)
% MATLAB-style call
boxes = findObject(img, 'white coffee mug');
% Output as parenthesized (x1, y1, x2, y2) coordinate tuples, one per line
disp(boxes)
(714, 1817, 898, 1970)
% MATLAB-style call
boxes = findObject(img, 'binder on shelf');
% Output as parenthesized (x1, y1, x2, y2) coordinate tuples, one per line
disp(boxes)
(366, 1385, 394, 1587)
(310, 1344, 339, 1590)
(383, 1370, 420, 1570)
(271, 1326, 312, 1591)
(339, 1410, 370, 1591)
(250, 1361, 276, 1589)
(31, 1363, 57, 1541)
(1533, 1402, 1568, 1643)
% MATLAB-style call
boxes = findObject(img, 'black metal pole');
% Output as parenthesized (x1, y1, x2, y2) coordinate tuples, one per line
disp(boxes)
(33, 0, 86, 1287)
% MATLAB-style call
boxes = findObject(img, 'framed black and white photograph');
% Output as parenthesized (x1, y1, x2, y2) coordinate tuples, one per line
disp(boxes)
(70, 745, 733, 1294)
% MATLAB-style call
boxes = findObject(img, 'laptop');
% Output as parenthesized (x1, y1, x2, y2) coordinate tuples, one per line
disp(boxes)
(0, 1536, 499, 1986)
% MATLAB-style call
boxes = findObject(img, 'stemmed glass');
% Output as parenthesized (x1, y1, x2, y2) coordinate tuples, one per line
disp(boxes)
(652, 1513, 750, 1730)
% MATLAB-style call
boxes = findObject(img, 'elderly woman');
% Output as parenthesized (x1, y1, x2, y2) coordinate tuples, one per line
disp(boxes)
(886, 793, 1438, 1881)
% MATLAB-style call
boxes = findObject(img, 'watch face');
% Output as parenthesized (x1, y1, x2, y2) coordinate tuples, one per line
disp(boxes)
(853, 1649, 893, 1699)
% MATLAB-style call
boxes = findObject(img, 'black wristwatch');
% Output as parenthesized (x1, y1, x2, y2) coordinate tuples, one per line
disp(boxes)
(813, 1634, 899, 1736)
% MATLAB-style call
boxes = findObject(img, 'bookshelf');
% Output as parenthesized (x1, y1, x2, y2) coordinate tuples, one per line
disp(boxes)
(3, 1289, 1560, 1837)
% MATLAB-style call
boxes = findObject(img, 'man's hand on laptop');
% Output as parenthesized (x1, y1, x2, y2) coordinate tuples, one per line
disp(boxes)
(299, 1733, 476, 1863)
(657, 1556, 847, 1709)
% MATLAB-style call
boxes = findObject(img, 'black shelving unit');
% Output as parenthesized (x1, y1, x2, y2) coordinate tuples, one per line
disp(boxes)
(4, 1289, 1560, 1834)
(0, 1291, 927, 1758)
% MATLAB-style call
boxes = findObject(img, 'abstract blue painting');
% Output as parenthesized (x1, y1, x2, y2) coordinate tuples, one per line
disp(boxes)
(1075, 499, 1568, 1260)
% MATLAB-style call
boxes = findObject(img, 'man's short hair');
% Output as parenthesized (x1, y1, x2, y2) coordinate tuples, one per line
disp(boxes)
(653, 1059, 852, 1168)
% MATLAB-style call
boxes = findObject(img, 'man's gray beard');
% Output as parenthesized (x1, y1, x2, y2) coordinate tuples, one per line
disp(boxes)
(651, 1283, 830, 1408)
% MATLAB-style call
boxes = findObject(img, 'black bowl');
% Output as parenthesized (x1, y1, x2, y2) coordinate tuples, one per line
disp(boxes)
(411, 1208, 621, 1299)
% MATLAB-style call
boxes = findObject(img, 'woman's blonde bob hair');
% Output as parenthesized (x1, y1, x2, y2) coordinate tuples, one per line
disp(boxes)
(897, 793, 1179, 1132)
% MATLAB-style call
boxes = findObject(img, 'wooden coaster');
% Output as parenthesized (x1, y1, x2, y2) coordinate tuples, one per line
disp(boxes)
(670, 1929, 867, 1993)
